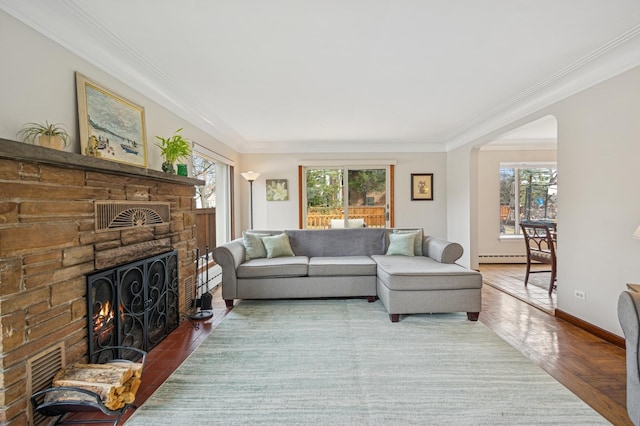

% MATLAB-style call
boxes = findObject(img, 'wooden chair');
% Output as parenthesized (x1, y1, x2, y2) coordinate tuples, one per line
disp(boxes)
(520, 222, 557, 295)
(30, 346, 146, 426)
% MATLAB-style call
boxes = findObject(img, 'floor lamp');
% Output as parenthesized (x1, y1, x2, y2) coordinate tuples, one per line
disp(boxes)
(241, 171, 260, 229)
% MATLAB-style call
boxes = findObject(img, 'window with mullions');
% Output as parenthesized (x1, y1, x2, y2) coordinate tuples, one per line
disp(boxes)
(500, 166, 557, 236)
(303, 167, 389, 229)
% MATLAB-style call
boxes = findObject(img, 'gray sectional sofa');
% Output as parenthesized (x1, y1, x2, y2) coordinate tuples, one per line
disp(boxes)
(212, 228, 482, 322)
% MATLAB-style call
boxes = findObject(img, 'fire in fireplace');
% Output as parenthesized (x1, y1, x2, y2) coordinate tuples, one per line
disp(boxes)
(87, 250, 179, 362)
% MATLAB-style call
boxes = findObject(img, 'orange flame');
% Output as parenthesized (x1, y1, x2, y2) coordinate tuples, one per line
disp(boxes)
(94, 300, 115, 332)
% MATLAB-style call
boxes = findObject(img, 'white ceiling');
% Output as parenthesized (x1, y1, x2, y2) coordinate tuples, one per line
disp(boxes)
(2, 1, 640, 153)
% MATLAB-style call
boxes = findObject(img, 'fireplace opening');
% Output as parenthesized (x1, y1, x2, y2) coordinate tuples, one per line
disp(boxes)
(87, 250, 179, 362)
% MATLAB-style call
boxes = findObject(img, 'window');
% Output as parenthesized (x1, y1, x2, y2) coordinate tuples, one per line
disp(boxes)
(193, 154, 216, 208)
(192, 144, 234, 247)
(301, 166, 392, 229)
(500, 165, 557, 236)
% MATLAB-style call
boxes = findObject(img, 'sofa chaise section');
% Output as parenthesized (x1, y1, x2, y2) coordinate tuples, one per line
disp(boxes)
(373, 255, 482, 322)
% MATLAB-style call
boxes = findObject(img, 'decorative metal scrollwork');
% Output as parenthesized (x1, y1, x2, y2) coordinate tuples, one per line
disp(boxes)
(87, 250, 179, 361)
(95, 201, 170, 232)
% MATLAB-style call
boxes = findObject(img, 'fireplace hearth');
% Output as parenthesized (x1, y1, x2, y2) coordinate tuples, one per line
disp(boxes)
(87, 250, 179, 362)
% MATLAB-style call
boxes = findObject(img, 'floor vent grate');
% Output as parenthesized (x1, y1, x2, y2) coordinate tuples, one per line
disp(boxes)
(26, 343, 65, 426)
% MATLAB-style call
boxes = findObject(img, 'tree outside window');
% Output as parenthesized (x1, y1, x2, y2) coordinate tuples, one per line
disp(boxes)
(500, 166, 557, 235)
(305, 168, 388, 228)
(193, 154, 216, 208)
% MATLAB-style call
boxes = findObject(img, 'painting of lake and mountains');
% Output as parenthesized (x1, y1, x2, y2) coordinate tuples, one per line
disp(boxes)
(83, 82, 147, 167)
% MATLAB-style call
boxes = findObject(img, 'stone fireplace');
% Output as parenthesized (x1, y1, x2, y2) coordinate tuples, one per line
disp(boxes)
(0, 138, 204, 425)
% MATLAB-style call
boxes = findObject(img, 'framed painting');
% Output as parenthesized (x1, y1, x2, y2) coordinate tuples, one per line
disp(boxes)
(266, 179, 289, 201)
(411, 173, 433, 200)
(76, 72, 148, 167)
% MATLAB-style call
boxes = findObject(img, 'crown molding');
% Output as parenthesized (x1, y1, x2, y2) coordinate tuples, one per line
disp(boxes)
(480, 138, 557, 152)
(445, 24, 640, 151)
(3, 2, 640, 155)
(236, 139, 447, 154)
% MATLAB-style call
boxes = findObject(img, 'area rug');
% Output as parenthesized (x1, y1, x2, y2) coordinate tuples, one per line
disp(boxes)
(125, 299, 605, 425)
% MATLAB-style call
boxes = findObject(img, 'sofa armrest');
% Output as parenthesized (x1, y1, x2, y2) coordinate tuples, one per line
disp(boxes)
(212, 238, 246, 300)
(618, 290, 640, 426)
(423, 236, 463, 264)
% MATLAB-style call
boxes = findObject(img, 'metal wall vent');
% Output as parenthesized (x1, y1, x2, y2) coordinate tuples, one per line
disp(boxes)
(184, 276, 195, 313)
(95, 201, 170, 232)
(26, 343, 65, 426)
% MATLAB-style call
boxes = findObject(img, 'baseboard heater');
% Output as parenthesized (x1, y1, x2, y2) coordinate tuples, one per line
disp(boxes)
(478, 254, 527, 264)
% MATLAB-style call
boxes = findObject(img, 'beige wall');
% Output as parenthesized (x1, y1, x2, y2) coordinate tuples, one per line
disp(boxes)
(0, 10, 239, 173)
(548, 66, 640, 334)
(238, 152, 449, 237)
(450, 65, 640, 335)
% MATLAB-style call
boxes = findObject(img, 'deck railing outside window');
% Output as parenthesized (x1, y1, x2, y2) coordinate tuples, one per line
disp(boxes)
(306, 206, 386, 229)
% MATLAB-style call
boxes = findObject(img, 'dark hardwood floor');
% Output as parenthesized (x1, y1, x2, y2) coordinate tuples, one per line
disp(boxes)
(479, 263, 628, 426)
(59, 264, 630, 425)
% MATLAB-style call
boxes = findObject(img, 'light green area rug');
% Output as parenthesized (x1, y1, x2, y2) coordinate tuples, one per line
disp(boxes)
(126, 299, 606, 425)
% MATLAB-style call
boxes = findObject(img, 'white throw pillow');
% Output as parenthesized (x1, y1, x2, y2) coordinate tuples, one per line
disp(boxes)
(386, 233, 416, 256)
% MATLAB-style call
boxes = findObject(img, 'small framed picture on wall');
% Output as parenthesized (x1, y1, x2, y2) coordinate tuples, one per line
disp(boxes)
(411, 173, 433, 201)
(266, 179, 289, 201)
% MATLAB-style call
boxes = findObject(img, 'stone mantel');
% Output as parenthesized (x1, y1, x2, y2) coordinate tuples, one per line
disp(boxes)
(0, 137, 205, 425)
(0, 137, 205, 186)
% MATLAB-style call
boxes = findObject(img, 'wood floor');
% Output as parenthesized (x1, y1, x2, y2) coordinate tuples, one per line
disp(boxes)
(479, 263, 628, 426)
(59, 264, 630, 425)
(480, 263, 557, 314)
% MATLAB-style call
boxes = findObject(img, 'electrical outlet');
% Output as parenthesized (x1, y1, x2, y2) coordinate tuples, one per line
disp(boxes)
(574, 290, 586, 300)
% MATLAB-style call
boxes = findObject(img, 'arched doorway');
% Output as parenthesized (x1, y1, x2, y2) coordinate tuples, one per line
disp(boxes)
(475, 115, 558, 313)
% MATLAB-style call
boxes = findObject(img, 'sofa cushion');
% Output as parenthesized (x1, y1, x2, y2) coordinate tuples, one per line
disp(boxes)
(237, 256, 309, 278)
(308, 256, 377, 276)
(371, 255, 482, 291)
(261, 233, 295, 258)
(285, 228, 386, 257)
(386, 233, 416, 256)
(243, 231, 270, 260)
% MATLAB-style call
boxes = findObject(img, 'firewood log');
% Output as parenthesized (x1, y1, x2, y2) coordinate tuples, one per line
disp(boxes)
(107, 361, 144, 378)
(50, 362, 143, 410)
(54, 364, 130, 385)
(50, 379, 117, 402)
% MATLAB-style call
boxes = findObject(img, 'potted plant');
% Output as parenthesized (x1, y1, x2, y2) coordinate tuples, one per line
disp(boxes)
(155, 128, 192, 174)
(16, 121, 71, 150)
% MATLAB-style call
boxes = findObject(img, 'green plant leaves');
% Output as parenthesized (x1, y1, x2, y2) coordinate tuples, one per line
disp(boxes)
(155, 128, 192, 165)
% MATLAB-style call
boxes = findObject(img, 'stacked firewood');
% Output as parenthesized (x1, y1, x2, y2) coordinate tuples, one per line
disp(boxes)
(51, 361, 143, 410)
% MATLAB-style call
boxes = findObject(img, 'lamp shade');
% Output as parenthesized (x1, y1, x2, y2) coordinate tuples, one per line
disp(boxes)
(633, 225, 640, 240)
(241, 171, 260, 182)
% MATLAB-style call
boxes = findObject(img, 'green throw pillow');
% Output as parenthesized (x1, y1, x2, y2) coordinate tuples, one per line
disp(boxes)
(243, 232, 270, 260)
(393, 229, 423, 256)
(386, 232, 416, 256)
(261, 233, 295, 258)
